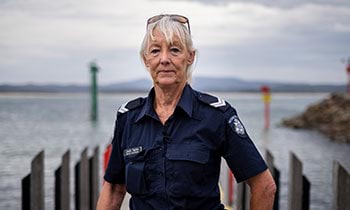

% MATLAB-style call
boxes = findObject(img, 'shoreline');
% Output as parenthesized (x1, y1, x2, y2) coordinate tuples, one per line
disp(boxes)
(282, 93, 350, 144)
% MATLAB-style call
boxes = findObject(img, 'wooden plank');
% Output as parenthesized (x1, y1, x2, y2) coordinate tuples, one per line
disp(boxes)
(89, 146, 99, 210)
(236, 182, 244, 210)
(265, 150, 275, 178)
(302, 176, 310, 210)
(55, 167, 61, 210)
(75, 161, 81, 210)
(266, 149, 279, 210)
(288, 152, 303, 210)
(31, 151, 44, 210)
(61, 150, 70, 210)
(244, 183, 251, 210)
(332, 161, 350, 210)
(78, 148, 89, 210)
(22, 174, 31, 210)
(273, 167, 280, 210)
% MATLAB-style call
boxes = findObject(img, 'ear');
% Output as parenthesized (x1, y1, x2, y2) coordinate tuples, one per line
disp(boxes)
(187, 50, 196, 65)
(143, 54, 150, 67)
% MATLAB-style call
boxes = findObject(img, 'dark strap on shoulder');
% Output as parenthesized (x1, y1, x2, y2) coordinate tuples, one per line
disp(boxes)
(195, 91, 230, 112)
(118, 97, 145, 114)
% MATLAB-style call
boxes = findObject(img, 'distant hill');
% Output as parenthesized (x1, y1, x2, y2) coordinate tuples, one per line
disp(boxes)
(192, 77, 346, 92)
(0, 77, 346, 93)
(0, 84, 88, 93)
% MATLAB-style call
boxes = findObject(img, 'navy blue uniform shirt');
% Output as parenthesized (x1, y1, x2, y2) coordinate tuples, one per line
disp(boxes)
(104, 84, 267, 210)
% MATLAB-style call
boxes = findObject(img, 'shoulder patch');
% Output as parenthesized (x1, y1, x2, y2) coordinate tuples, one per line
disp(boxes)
(118, 97, 145, 114)
(196, 91, 230, 112)
(228, 114, 247, 137)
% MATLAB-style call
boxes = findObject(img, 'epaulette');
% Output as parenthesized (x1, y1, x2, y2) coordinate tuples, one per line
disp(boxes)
(196, 91, 230, 113)
(117, 97, 145, 115)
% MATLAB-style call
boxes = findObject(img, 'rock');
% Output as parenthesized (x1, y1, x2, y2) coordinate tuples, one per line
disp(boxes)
(282, 93, 350, 144)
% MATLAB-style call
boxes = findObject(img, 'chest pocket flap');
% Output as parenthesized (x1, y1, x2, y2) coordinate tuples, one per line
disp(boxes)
(166, 145, 210, 164)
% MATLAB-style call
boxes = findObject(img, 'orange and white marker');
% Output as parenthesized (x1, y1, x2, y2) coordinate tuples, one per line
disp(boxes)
(261, 86, 271, 130)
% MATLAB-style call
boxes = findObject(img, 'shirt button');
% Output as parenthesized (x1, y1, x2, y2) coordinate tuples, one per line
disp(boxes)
(159, 172, 164, 176)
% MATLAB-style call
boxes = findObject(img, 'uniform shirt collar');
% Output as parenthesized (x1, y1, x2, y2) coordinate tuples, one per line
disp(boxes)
(176, 84, 193, 118)
(135, 84, 194, 123)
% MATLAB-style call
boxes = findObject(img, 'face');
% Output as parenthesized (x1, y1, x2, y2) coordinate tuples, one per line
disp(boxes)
(143, 29, 195, 88)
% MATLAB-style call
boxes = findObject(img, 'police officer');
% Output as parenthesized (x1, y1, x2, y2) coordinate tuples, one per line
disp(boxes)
(97, 14, 276, 210)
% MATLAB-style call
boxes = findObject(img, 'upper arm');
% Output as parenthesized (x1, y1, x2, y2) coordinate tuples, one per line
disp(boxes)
(104, 115, 126, 184)
(221, 109, 268, 182)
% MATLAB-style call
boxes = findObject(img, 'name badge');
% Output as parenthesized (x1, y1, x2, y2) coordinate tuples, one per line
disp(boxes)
(124, 146, 143, 157)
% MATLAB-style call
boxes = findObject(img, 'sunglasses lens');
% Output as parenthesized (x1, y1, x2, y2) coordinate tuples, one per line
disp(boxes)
(147, 14, 190, 34)
(148, 15, 187, 24)
(147, 15, 163, 24)
(172, 15, 188, 24)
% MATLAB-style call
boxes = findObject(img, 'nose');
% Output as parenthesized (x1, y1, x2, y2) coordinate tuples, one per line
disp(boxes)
(160, 50, 170, 65)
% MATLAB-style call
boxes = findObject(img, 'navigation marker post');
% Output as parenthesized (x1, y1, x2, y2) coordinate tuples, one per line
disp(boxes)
(90, 61, 99, 121)
(261, 85, 271, 130)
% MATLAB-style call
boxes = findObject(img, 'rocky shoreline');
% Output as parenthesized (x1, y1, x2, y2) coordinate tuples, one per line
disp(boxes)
(281, 93, 350, 144)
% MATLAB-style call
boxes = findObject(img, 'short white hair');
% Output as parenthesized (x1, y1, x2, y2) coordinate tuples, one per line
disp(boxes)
(140, 15, 196, 83)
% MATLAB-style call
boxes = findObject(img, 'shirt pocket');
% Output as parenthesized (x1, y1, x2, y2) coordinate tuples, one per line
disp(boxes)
(166, 146, 209, 164)
(125, 153, 148, 195)
(166, 145, 210, 196)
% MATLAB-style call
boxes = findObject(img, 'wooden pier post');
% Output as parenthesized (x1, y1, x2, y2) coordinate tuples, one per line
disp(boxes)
(31, 151, 45, 210)
(75, 148, 90, 210)
(302, 176, 310, 210)
(90, 146, 99, 209)
(332, 161, 350, 210)
(55, 150, 70, 210)
(289, 152, 303, 210)
(265, 150, 280, 210)
(265, 150, 275, 177)
(236, 182, 245, 210)
(22, 174, 31, 210)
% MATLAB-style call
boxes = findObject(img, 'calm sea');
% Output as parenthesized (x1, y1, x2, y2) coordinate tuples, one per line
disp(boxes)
(0, 92, 349, 210)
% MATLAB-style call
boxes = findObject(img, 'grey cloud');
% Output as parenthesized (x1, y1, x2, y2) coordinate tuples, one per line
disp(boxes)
(159, 0, 350, 8)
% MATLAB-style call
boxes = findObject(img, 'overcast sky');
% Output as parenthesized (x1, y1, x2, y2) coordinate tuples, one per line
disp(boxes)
(1, 0, 349, 85)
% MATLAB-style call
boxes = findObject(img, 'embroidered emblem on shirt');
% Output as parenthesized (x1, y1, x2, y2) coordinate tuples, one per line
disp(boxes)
(124, 146, 143, 157)
(118, 101, 129, 114)
(210, 97, 226, 108)
(228, 115, 246, 137)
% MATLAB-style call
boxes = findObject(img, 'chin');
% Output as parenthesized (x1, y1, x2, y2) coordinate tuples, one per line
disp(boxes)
(155, 78, 180, 87)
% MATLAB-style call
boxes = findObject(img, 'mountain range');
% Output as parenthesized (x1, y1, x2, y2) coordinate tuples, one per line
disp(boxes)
(0, 77, 346, 93)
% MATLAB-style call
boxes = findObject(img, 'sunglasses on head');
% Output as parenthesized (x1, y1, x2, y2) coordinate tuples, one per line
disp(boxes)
(147, 14, 191, 35)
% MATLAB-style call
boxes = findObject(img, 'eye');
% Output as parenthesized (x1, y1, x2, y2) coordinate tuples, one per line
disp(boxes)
(149, 48, 160, 56)
(170, 47, 181, 55)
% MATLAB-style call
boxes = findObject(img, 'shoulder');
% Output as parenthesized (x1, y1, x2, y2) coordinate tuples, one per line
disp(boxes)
(193, 90, 232, 113)
(117, 97, 145, 116)
(193, 89, 249, 138)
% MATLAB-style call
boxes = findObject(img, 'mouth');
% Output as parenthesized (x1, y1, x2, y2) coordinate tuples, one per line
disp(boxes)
(158, 70, 175, 74)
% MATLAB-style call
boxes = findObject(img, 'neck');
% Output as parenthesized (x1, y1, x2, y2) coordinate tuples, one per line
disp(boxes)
(153, 82, 187, 124)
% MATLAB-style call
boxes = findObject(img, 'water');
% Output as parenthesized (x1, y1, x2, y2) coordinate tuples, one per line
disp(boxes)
(0, 92, 349, 210)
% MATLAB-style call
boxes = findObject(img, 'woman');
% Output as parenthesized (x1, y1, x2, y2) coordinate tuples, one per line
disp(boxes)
(97, 14, 276, 210)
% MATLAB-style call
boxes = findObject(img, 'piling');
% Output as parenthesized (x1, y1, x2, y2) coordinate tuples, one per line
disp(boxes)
(54, 150, 70, 210)
(22, 147, 100, 210)
(90, 61, 99, 121)
(31, 151, 45, 210)
(289, 152, 303, 210)
(75, 148, 90, 210)
(22, 174, 31, 210)
(266, 150, 280, 210)
(332, 161, 350, 210)
(89, 146, 100, 209)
